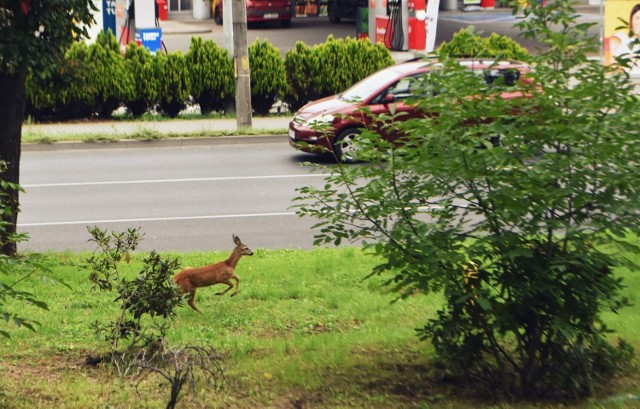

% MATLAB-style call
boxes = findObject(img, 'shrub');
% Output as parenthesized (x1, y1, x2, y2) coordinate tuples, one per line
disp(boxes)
(284, 36, 393, 111)
(249, 39, 287, 115)
(437, 27, 530, 60)
(85, 30, 135, 117)
(283, 41, 320, 111)
(124, 43, 161, 117)
(26, 41, 96, 121)
(157, 51, 192, 118)
(186, 37, 234, 115)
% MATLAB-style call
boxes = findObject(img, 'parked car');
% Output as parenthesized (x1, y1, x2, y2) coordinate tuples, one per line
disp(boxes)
(212, 0, 293, 27)
(288, 58, 532, 163)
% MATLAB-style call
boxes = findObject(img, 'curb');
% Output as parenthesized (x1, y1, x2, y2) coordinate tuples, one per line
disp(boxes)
(22, 134, 288, 152)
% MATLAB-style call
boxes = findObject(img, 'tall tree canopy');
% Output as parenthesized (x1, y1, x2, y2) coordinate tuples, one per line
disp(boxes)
(0, 0, 94, 255)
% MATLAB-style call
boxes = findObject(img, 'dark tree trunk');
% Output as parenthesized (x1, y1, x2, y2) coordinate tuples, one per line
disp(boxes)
(0, 72, 26, 257)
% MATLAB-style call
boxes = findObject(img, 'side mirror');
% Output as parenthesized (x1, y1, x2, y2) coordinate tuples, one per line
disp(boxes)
(383, 93, 395, 104)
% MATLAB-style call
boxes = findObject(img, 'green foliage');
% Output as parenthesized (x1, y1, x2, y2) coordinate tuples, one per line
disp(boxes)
(124, 42, 162, 117)
(86, 227, 183, 354)
(283, 41, 320, 111)
(186, 37, 234, 115)
(437, 27, 530, 60)
(295, 0, 640, 399)
(0, 0, 95, 76)
(157, 52, 192, 118)
(86, 30, 135, 117)
(0, 161, 51, 339)
(249, 39, 287, 115)
(25, 41, 99, 121)
(284, 37, 394, 111)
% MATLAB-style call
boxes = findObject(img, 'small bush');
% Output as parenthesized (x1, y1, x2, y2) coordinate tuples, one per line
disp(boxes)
(186, 37, 235, 115)
(86, 30, 135, 117)
(249, 39, 287, 115)
(437, 27, 530, 60)
(124, 43, 161, 117)
(26, 41, 96, 121)
(157, 52, 192, 118)
(284, 36, 393, 111)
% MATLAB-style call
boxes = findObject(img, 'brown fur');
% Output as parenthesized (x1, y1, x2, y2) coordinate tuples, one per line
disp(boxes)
(173, 235, 253, 312)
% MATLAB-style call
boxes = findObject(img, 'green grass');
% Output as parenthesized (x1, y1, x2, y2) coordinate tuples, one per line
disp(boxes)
(1, 246, 639, 408)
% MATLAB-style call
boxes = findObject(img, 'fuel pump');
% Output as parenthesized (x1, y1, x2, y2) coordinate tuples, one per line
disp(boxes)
(385, 0, 405, 50)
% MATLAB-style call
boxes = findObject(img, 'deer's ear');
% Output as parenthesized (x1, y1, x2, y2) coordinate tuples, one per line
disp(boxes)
(233, 235, 241, 245)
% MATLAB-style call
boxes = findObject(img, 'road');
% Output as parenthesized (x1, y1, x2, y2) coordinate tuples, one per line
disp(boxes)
(17, 141, 332, 252)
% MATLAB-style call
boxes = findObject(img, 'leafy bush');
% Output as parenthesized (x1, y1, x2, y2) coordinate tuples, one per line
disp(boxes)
(295, 0, 639, 399)
(157, 51, 192, 118)
(249, 39, 287, 115)
(284, 37, 393, 111)
(283, 41, 320, 111)
(124, 43, 161, 117)
(437, 27, 530, 60)
(26, 41, 96, 121)
(85, 30, 135, 117)
(186, 37, 234, 115)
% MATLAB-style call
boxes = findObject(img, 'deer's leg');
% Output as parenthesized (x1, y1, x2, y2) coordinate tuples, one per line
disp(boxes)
(230, 275, 240, 297)
(187, 290, 201, 313)
(215, 280, 235, 296)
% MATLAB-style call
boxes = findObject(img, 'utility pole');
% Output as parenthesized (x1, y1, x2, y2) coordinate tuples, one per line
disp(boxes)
(232, 0, 252, 128)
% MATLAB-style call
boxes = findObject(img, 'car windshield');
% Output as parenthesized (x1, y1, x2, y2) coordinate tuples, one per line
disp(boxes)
(339, 67, 405, 103)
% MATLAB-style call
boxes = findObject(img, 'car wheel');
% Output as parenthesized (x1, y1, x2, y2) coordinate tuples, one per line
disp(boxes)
(214, 7, 223, 25)
(281, 18, 291, 28)
(333, 128, 361, 163)
(327, 0, 341, 23)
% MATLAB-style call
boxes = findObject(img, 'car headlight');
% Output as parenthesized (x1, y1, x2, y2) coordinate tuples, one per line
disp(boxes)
(306, 114, 335, 128)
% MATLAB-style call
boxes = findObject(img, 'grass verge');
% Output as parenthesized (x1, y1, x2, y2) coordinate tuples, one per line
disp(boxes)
(1, 246, 639, 408)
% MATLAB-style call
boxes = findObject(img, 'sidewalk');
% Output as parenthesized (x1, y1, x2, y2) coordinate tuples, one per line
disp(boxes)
(22, 116, 290, 151)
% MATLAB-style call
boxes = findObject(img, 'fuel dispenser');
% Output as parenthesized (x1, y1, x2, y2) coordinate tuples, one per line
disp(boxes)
(115, 0, 164, 54)
(369, 0, 440, 52)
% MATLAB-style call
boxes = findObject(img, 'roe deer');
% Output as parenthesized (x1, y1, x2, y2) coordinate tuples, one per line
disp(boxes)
(173, 235, 253, 312)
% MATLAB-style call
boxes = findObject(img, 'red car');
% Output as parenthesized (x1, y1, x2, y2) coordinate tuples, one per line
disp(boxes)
(212, 0, 293, 27)
(288, 59, 532, 162)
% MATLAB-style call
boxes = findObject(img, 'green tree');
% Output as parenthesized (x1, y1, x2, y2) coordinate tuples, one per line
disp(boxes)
(295, 0, 640, 398)
(186, 37, 234, 115)
(0, 0, 94, 256)
(437, 26, 530, 60)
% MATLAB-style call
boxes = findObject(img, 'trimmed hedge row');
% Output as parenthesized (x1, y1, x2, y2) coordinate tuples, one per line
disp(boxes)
(25, 31, 394, 121)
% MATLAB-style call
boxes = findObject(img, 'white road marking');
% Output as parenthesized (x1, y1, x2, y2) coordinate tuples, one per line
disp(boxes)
(19, 211, 298, 227)
(22, 173, 328, 188)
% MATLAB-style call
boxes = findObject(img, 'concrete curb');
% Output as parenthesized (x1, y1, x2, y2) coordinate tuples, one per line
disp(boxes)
(22, 134, 288, 152)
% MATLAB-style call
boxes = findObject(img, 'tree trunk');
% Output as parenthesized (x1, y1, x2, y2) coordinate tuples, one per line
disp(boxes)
(0, 72, 26, 257)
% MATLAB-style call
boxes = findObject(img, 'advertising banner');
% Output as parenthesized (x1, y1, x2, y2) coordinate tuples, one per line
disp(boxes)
(604, 0, 640, 75)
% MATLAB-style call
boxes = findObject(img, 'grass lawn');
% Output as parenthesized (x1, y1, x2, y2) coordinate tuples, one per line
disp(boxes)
(1, 245, 639, 408)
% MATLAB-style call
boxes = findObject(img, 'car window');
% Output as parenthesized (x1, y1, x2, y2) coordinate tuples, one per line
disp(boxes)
(481, 69, 521, 86)
(370, 73, 439, 104)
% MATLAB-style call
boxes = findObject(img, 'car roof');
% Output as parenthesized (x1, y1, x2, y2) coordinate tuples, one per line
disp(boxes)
(390, 58, 529, 75)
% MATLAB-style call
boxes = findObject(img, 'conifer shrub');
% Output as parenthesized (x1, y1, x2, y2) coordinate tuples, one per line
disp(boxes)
(157, 51, 192, 118)
(283, 41, 320, 111)
(284, 36, 393, 111)
(437, 27, 530, 60)
(86, 30, 135, 117)
(25, 41, 96, 121)
(186, 37, 234, 115)
(249, 39, 287, 115)
(124, 43, 161, 117)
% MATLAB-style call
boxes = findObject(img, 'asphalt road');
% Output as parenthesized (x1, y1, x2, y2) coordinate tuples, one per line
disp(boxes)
(17, 141, 333, 252)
